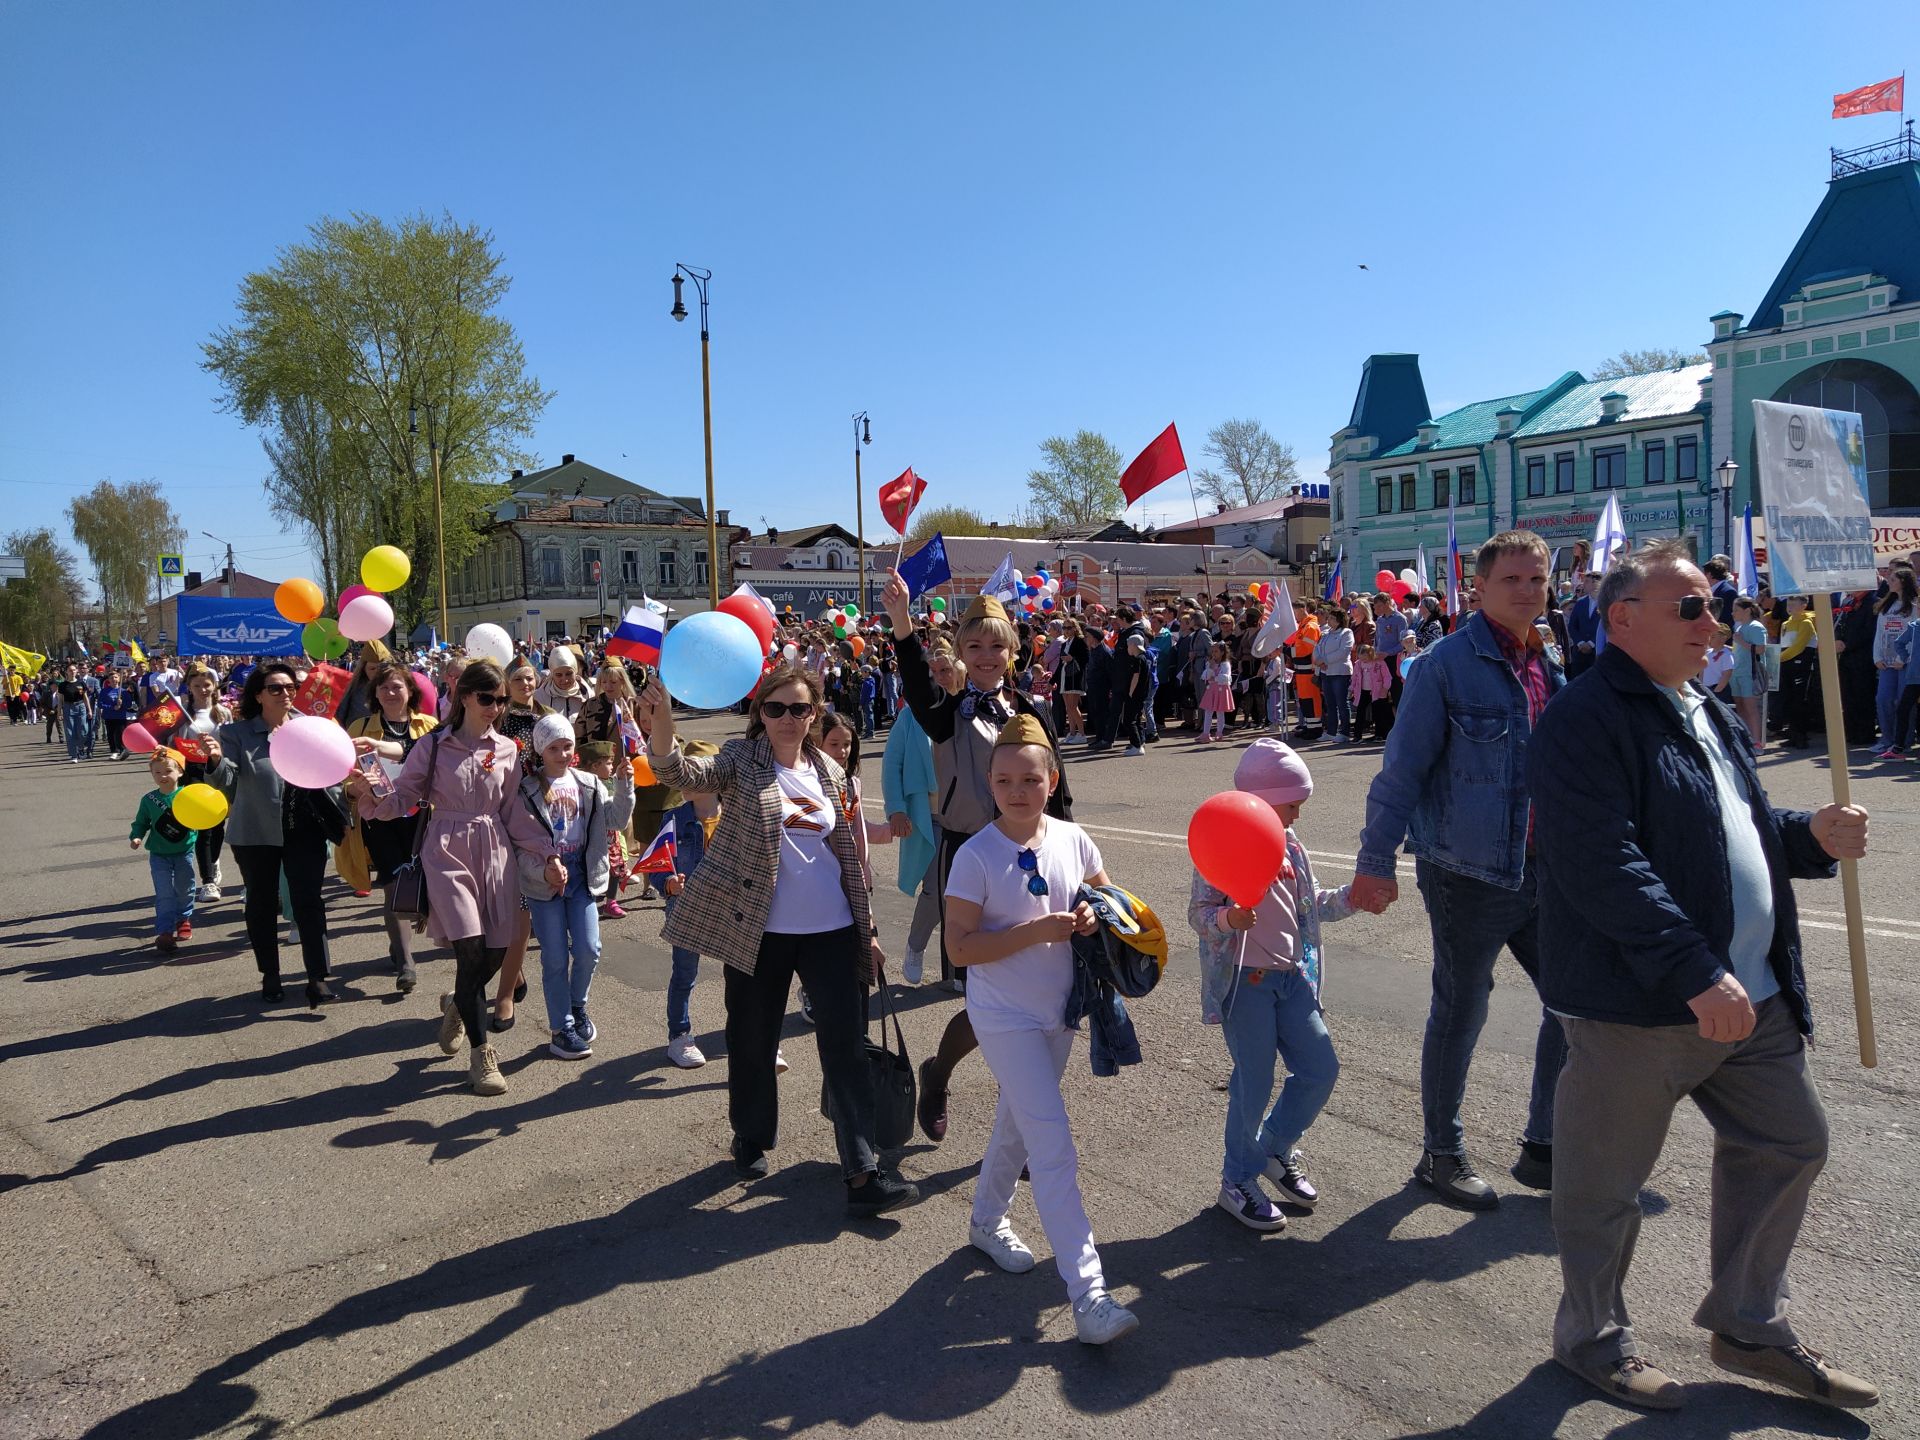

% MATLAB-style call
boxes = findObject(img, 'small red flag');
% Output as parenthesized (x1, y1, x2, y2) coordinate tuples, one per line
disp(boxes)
(1119, 422, 1187, 505)
(878, 466, 926, 534)
(1833, 76, 1904, 118)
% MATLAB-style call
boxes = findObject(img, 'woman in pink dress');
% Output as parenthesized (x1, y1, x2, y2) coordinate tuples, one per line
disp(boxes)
(348, 658, 562, 1096)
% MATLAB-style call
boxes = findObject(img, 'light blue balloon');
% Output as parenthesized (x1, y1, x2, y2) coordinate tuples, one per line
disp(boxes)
(659, 611, 765, 710)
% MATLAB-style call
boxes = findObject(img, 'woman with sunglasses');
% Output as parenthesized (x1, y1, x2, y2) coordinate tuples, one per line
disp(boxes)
(638, 663, 919, 1219)
(203, 663, 347, 1006)
(1729, 596, 1770, 748)
(348, 658, 562, 1096)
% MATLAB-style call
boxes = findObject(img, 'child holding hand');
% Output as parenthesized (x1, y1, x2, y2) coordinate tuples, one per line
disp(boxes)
(130, 746, 198, 953)
(1189, 740, 1353, 1232)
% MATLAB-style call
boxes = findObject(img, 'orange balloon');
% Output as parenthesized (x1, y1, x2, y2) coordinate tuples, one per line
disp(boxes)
(631, 753, 656, 786)
(275, 577, 325, 624)
(849, 635, 866, 658)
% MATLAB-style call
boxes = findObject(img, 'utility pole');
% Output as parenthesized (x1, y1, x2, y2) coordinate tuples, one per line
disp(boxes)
(202, 531, 234, 597)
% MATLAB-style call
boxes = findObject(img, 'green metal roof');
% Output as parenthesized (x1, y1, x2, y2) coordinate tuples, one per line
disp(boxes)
(1510, 364, 1709, 438)
(1376, 388, 1544, 458)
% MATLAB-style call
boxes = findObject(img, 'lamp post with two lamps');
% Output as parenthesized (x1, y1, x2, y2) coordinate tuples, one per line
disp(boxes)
(1716, 455, 1739, 563)
(670, 265, 723, 611)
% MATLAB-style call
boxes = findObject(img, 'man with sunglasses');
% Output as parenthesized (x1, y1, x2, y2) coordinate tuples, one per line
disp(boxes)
(1527, 538, 1876, 1412)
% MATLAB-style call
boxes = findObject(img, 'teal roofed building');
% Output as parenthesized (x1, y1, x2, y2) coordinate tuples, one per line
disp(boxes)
(1328, 126, 1920, 586)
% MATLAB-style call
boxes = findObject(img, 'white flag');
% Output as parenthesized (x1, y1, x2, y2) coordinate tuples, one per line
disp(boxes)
(1414, 542, 1429, 595)
(1251, 583, 1299, 657)
(1589, 495, 1628, 574)
(981, 552, 1017, 601)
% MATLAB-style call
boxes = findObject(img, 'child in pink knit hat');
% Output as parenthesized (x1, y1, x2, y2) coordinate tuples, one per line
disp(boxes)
(1188, 738, 1355, 1232)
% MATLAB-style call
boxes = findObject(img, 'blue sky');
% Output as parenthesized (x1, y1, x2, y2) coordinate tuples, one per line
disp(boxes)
(3, 1, 1915, 589)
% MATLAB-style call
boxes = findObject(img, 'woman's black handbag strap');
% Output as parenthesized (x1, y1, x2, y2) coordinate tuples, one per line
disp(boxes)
(406, 730, 444, 860)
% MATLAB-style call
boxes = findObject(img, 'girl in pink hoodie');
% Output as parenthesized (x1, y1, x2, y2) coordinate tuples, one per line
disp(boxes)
(1352, 645, 1394, 743)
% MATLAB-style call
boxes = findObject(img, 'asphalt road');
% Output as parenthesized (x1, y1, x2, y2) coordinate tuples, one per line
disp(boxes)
(0, 715, 1914, 1440)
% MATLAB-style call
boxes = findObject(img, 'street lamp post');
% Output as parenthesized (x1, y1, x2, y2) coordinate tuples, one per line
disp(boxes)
(408, 402, 450, 645)
(852, 412, 872, 610)
(1716, 456, 1739, 563)
(671, 265, 722, 611)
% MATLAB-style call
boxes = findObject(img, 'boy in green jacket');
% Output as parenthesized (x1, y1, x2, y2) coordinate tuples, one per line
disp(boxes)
(130, 746, 198, 953)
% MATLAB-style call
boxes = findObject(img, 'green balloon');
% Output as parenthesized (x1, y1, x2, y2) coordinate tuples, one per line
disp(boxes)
(303, 617, 346, 658)
(832, 624, 848, 640)
(842, 604, 860, 618)
(929, 597, 947, 612)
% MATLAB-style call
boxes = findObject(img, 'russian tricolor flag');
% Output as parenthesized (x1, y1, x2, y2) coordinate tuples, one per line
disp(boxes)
(634, 815, 677, 874)
(606, 605, 664, 665)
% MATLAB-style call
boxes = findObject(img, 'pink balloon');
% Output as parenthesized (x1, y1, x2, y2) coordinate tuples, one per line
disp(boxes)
(121, 721, 158, 754)
(268, 714, 355, 789)
(338, 583, 376, 609)
(338, 593, 395, 643)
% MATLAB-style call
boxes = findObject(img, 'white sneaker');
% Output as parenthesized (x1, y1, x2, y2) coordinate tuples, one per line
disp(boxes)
(668, 1034, 707, 1069)
(1073, 1292, 1140, 1345)
(774, 1047, 790, 1075)
(902, 948, 925, 985)
(1123, 745, 1143, 756)
(969, 1218, 1037, 1274)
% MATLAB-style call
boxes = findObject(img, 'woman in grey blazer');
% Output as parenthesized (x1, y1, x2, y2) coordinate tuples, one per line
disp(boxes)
(205, 663, 346, 1007)
(640, 664, 919, 1220)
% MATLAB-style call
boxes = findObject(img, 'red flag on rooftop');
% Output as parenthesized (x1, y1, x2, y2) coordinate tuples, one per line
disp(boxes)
(1118, 422, 1187, 505)
(878, 466, 927, 534)
(1833, 75, 1904, 118)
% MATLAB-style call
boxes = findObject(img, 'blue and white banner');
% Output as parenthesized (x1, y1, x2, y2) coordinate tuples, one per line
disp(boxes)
(1753, 400, 1877, 594)
(176, 597, 304, 656)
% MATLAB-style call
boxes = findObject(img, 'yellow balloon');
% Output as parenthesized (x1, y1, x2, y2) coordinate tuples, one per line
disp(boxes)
(171, 782, 230, 831)
(361, 545, 412, 593)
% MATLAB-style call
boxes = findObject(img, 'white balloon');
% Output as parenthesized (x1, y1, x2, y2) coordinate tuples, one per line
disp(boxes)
(1398, 568, 1419, 587)
(782, 643, 799, 661)
(465, 622, 514, 666)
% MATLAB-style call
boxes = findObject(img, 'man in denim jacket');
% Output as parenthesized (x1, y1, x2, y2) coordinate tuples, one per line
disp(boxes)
(1352, 530, 1566, 1209)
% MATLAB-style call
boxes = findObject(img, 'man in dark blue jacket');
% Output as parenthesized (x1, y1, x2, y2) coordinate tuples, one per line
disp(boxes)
(1528, 538, 1875, 1414)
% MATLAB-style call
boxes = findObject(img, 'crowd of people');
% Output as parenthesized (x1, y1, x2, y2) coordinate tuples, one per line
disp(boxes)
(16, 533, 1905, 1395)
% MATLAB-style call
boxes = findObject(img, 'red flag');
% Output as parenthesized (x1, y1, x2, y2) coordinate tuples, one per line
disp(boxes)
(1833, 76, 1904, 118)
(878, 466, 926, 534)
(1119, 422, 1187, 505)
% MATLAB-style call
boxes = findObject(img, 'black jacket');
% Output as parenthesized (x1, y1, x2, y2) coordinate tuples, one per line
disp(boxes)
(1526, 645, 1834, 1035)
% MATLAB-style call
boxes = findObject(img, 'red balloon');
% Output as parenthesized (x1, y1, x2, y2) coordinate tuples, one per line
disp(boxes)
(121, 721, 159, 755)
(1374, 569, 1396, 591)
(716, 594, 776, 655)
(1389, 579, 1414, 603)
(1187, 792, 1291, 908)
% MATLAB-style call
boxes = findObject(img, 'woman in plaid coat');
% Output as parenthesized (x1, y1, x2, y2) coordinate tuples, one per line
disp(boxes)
(639, 664, 920, 1220)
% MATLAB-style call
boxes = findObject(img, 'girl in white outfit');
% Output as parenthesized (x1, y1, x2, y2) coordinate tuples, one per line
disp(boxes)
(943, 714, 1138, 1346)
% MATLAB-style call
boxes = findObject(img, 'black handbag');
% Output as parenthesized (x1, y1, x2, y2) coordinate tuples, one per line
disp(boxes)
(821, 978, 917, 1151)
(386, 732, 441, 925)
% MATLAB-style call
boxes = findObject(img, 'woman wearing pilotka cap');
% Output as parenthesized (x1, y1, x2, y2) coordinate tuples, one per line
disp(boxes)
(638, 662, 919, 1220)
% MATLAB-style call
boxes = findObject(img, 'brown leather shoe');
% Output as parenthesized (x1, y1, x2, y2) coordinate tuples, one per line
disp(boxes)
(1710, 1335, 1879, 1409)
(1554, 1353, 1685, 1410)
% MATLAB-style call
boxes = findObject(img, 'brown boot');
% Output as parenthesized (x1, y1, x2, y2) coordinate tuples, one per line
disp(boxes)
(437, 992, 466, 1055)
(469, 1044, 508, 1096)
(1710, 1335, 1878, 1409)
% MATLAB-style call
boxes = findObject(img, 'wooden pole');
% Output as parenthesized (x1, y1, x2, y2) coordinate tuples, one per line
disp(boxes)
(1811, 592, 1876, 1067)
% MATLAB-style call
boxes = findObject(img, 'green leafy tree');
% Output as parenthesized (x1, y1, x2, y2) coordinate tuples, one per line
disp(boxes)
(202, 212, 553, 629)
(66, 479, 184, 642)
(1589, 347, 1706, 380)
(1025, 431, 1125, 529)
(1193, 418, 1298, 509)
(906, 504, 1041, 544)
(0, 528, 85, 655)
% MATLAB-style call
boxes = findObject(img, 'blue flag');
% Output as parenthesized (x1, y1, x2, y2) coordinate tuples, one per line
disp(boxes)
(1322, 546, 1343, 602)
(899, 533, 953, 600)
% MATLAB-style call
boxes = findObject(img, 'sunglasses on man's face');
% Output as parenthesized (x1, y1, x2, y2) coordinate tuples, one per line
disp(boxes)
(1016, 848, 1048, 898)
(1621, 595, 1712, 621)
(761, 700, 814, 720)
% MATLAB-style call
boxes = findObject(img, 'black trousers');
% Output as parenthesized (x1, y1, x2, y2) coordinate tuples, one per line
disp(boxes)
(230, 835, 331, 982)
(452, 937, 506, 1048)
(724, 927, 875, 1180)
(195, 821, 227, 884)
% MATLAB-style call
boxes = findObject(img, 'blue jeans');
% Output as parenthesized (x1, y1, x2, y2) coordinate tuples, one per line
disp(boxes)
(63, 707, 90, 759)
(1415, 857, 1565, 1155)
(1220, 967, 1339, 1184)
(1877, 667, 1906, 746)
(1323, 674, 1352, 737)
(528, 854, 601, 1034)
(663, 806, 707, 1038)
(149, 851, 197, 936)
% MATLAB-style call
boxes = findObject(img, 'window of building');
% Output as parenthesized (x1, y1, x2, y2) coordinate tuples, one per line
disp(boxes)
(1458, 465, 1476, 504)
(1399, 473, 1416, 511)
(694, 550, 709, 589)
(620, 549, 641, 585)
(1593, 448, 1627, 490)
(539, 547, 563, 587)
(657, 549, 677, 588)
(1334, 486, 1343, 522)
(1526, 457, 1546, 497)
(1433, 469, 1450, 509)
(826, 551, 842, 571)
(1377, 477, 1393, 514)
(1675, 436, 1698, 484)
(1643, 440, 1666, 486)
(581, 546, 602, 584)
(1555, 453, 1575, 493)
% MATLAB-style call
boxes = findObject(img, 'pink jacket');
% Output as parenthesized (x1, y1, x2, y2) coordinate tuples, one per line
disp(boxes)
(1354, 656, 1393, 701)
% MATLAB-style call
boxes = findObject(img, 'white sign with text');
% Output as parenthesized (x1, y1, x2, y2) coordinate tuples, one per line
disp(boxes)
(1752, 399, 1877, 594)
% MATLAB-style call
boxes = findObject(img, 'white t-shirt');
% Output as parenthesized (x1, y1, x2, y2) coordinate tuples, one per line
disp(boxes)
(545, 772, 583, 852)
(767, 760, 855, 934)
(946, 818, 1104, 1036)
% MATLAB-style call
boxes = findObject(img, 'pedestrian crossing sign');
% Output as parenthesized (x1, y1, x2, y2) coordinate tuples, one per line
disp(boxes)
(158, 553, 184, 578)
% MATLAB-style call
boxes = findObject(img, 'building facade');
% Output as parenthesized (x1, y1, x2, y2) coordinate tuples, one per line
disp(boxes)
(1153, 487, 1330, 571)
(444, 456, 736, 641)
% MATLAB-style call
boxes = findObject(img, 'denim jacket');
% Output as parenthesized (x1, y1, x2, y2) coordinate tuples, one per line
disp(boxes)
(1189, 830, 1353, 1025)
(1356, 611, 1564, 890)
(1064, 938, 1142, 1076)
